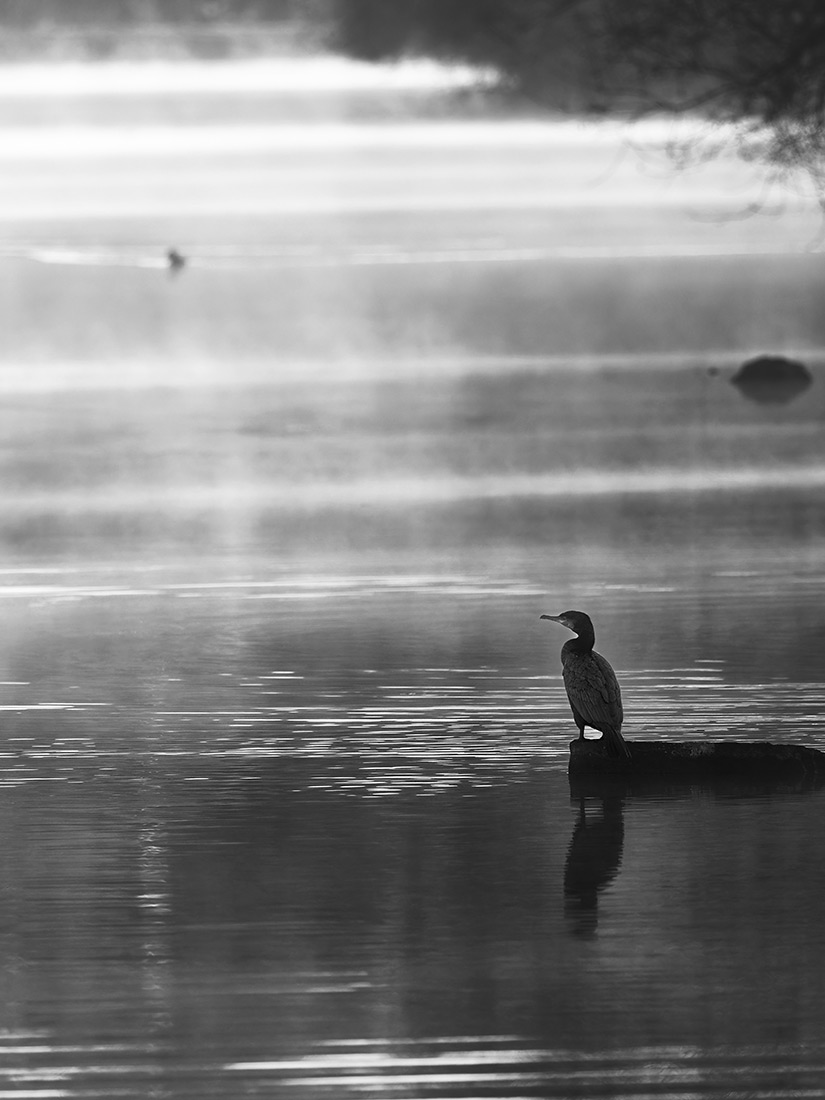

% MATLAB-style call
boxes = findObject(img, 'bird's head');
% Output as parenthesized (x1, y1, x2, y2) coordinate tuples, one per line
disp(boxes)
(540, 610, 593, 636)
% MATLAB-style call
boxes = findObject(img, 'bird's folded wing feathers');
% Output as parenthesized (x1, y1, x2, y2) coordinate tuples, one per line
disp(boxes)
(563, 652, 623, 729)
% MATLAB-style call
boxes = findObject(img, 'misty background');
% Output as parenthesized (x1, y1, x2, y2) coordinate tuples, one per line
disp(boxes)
(1, 3, 825, 1097)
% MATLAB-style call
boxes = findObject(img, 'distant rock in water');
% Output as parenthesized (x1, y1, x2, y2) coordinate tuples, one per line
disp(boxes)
(730, 355, 812, 405)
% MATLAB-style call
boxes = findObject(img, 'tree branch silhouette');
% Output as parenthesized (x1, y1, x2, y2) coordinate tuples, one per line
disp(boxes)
(334, 0, 825, 192)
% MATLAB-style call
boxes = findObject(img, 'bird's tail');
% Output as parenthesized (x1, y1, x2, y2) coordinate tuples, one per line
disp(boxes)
(602, 727, 632, 760)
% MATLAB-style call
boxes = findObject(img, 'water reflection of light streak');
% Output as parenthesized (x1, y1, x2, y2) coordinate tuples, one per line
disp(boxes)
(0, 120, 753, 159)
(0, 349, 818, 393)
(11, 241, 814, 270)
(3, 465, 825, 517)
(1, 1030, 821, 1099)
(0, 576, 544, 602)
(225, 1039, 825, 1094)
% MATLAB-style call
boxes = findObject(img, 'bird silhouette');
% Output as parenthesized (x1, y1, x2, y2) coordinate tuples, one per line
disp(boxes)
(541, 610, 630, 759)
(166, 248, 186, 275)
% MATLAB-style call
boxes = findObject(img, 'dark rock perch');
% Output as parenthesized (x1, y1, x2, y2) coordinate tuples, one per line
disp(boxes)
(569, 738, 825, 782)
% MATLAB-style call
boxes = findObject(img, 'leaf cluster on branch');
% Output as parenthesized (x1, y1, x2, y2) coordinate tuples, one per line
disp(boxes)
(586, 0, 825, 179)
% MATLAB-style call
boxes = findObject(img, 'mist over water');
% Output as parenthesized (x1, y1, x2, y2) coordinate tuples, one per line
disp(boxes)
(1, 57, 825, 1098)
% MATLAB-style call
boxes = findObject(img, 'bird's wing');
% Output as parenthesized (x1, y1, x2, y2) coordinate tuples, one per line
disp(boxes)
(563, 651, 623, 731)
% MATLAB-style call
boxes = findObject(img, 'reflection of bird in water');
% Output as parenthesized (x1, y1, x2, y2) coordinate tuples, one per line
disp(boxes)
(541, 610, 630, 758)
(564, 792, 625, 937)
(166, 248, 186, 275)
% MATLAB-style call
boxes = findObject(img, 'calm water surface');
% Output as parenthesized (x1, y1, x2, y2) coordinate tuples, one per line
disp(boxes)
(1, 544, 825, 1098)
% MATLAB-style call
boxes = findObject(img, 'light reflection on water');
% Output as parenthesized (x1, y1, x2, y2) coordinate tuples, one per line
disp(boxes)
(1, 567, 825, 789)
(4, 746, 825, 1096)
(0, 561, 823, 1096)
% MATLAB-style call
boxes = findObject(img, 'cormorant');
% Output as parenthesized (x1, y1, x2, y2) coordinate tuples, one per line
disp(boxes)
(540, 610, 630, 758)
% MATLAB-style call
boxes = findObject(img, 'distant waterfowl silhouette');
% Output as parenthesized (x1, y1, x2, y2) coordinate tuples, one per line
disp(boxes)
(166, 248, 186, 275)
(541, 610, 630, 759)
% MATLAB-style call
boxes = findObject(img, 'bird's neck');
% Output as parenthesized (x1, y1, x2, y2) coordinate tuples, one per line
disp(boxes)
(565, 628, 595, 655)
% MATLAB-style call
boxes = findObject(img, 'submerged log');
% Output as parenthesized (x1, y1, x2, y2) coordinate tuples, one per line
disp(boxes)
(569, 738, 825, 781)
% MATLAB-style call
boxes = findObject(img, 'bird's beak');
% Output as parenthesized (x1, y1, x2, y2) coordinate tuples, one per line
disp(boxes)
(540, 614, 570, 629)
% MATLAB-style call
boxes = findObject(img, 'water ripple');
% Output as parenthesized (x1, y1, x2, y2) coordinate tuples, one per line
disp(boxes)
(1, 1033, 822, 1100)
